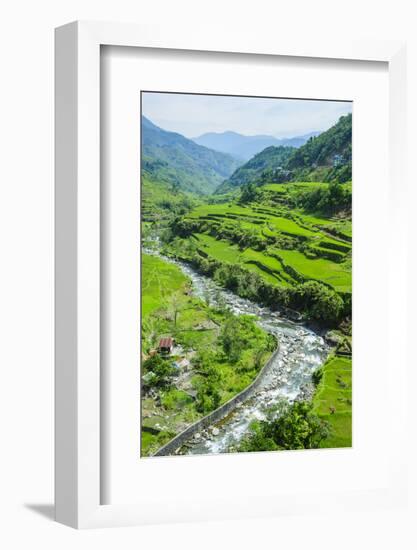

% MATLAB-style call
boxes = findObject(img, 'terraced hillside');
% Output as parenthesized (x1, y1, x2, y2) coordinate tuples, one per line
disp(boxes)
(174, 185, 351, 291)
(313, 355, 352, 448)
(164, 180, 351, 326)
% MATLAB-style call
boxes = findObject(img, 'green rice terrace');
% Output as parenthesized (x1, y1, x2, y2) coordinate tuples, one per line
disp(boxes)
(165, 180, 352, 312)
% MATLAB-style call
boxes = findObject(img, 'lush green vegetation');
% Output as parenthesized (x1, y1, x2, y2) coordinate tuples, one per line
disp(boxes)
(237, 401, 331, 452)
(312, 355, 352, 448)
(217, 114, 352, 192)
(164, 176, 351, 327)
(141, 254, 188, 317)
(141, 173, 199, 223)
(141, 109, 352, 456)
(141, 253, 276, 456)
(276, 249, 351, 293)
(142, 116, 241, 194)
(287, 114, 352, 182)
(235, 352, 352, 453)
(216, 145, 294, 193)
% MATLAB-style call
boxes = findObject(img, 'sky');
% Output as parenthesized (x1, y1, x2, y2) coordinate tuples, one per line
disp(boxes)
(142, 92, 352, 139)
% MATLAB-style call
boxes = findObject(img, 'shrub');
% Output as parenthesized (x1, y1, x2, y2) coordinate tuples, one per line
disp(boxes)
(290, 281, 344, 325)
(312, 367, 323, 386)
(142, 355, 176, 389)
(239, 401, 331, 452)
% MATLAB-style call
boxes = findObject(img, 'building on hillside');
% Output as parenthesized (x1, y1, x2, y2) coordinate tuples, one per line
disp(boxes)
(333, 154, 345, 167)
(158, 337, 174, 355)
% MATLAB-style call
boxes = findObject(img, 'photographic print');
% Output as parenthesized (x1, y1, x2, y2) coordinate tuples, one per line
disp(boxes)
(140, 92, 352, 457)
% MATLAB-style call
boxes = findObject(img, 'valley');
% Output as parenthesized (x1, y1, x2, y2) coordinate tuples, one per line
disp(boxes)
(140, 102, 352, 457)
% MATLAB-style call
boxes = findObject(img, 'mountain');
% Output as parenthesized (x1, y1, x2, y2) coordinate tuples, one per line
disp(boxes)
(193, 130, 320, 161)
(286, 114, 352, 181)
(216, 114, 352, 193)
(141, 116, 241, 194)
(216, 146, 295, 194)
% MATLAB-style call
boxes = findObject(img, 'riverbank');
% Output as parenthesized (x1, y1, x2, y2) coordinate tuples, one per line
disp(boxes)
(141, 253, 276, 456)
(144, 251, 329, 456)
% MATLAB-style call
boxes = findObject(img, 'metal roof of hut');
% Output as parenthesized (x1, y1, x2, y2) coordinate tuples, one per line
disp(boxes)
(158, 337, 174, 349)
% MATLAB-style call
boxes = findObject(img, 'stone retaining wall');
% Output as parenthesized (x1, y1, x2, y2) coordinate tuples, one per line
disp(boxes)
(153, 345, 280, 457)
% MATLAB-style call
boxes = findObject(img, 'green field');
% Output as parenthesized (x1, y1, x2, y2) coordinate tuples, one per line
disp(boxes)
(141, 254, 188, 317)
(192, 233, 350, 293)
(194, 233, 294, 286)
(178, 186, 352, 296)
(276, 249, 351, 292)
(313, 355, 352, 448)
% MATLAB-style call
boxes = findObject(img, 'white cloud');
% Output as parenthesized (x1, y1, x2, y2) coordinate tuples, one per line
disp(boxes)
(142, 92, 352, 139)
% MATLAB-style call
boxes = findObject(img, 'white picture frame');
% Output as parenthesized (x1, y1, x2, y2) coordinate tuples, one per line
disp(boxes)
(55, 21, 407, 529)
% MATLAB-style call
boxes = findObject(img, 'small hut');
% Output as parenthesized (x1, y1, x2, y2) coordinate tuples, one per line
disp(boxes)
(158, 337, 174, 355)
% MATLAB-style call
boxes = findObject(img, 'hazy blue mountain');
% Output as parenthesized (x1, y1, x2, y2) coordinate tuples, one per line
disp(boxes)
(141, 116, 241, 194)
(192, 130, 320, 161)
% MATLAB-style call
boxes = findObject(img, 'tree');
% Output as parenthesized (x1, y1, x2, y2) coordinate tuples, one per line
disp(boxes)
(219, 316, 245, 362)
(264, 401, 330, 449)
(240, 183, 257, 204)
(239, 401, 330, 452)
(167, 290, 186, 328)
(291, 281, 344, 325)
(192, 350, 222, 414)
(238, 422, 278, 452)
(170, 179, 180, 195)
(195, 381, 221, 413)
(142, 354, 176, 388)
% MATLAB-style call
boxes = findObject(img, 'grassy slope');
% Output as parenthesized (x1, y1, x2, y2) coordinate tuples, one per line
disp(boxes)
(141, 173, 202, 223)
(276, 249, 351, 292)
(195, 233, 294, 286)
(313, 356, 352, 448)
(142, 115, 241, 194)
(183, 191, 351, 294)
(142, 254, 188, 317)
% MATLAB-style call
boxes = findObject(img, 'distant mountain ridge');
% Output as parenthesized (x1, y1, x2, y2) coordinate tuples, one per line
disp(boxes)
(193, 130, 320, 161)
(141, 116, 241, 194)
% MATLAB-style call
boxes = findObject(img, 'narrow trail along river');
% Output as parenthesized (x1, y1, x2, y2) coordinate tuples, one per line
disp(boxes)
(151, 251, 330, 455)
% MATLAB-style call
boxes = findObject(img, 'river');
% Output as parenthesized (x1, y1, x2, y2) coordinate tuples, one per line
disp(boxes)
(147, 249, 330, 456)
